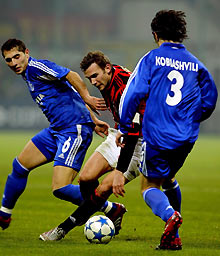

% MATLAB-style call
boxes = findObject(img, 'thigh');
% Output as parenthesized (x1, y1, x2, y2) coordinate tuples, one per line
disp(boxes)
(140, 142, 171, 179)
(95, 128, 121, 168)
(54, 124, 93, 172)
(79, 151, 112, 181)
(52, 165, 78, 190)
(18, 140, 48, 170)
(31, 128, 57, 162)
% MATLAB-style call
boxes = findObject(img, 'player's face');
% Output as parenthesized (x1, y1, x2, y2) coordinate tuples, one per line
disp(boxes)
(84, 63, 112, 91)
(3, 47, 29, 75)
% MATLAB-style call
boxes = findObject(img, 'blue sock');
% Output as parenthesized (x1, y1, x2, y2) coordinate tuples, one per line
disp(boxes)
(53, 184, 84, 205)
(162, 179, 181, 213)
(143, 187, 174, 222)
(162, 180, 181, 237)
(53, 184, 109, 211)
(0, 158, 29, 218)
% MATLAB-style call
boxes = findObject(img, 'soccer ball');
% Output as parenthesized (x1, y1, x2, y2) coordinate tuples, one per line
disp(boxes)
(84, 215, 115, 244)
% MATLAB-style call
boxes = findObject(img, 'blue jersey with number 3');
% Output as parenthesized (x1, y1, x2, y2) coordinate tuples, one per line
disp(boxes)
(22, 56, 93, 129)
(119, 43, 218, 149)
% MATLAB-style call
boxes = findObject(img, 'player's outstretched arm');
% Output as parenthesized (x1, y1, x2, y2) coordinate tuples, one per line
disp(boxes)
(66, 71, 107, 113)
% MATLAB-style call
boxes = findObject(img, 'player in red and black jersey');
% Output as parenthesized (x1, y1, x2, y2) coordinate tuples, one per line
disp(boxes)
(39, 51, 145, 241)
(100, 64, 131, 125)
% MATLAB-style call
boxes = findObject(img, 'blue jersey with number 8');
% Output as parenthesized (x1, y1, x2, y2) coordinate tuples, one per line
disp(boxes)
(119, 42, 218, 149)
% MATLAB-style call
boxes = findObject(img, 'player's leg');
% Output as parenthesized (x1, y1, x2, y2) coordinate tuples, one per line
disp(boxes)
(140, 142, 182, 250)
(96, 171, 127, 235)
(52, 153, 118, 235)
(51, 124, 93, 206)
(0, 139, 48, 230)
(79, 128, 120, 201)
(162, 178, 181, 213)
(79, 151, 112, 200)
(39, 129, 125, 240)
(52, 166, 83, 205)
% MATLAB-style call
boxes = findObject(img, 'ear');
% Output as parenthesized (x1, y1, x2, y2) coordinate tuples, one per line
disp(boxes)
(25, 48, 29, 55)
(105, 63, 112, 74)
(152, 32, 159, 42)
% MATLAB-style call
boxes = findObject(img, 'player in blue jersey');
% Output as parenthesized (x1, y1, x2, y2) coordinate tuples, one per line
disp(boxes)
(117, 10, 218, 250)
(0, 38, 119, 231)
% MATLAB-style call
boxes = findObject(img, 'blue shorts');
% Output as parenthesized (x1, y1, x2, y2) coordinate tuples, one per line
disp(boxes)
(140, 141, 194, 179)
(31, 124, 93, 172)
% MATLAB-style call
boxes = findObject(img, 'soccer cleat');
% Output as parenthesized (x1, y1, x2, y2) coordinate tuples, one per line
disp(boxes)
(39, 227, 66, 241)
(0, 216, 12, 230)
(173, 237, 182, 250)
(106, 203, 127, 235)
(156, 211, 183, 250)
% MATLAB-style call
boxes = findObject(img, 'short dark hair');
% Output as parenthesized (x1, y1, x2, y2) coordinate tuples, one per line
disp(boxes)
(1, 38, 26, 57)
(151, 10, 188, 43)
(80, 51, 111, 72)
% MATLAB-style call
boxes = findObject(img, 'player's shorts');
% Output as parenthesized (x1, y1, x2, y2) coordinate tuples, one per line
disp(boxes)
(140, 141, 195, 179)
(31, 124, 93, 172)
(95, 128, 142, 181)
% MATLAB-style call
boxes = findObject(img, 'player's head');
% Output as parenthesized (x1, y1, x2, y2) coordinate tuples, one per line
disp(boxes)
(80, 51, 112, 91)
(151, 10, 188, 43)
(1, 38, 29, 75)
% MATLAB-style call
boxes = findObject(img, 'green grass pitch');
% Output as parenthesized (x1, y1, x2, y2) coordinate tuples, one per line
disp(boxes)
(0, 131, 220, 256)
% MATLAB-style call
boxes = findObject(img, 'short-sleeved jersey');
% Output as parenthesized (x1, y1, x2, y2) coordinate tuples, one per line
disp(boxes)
(119, 43, 218, 149)
(101, 65, 131, 124)
(22, 56, 93, 129)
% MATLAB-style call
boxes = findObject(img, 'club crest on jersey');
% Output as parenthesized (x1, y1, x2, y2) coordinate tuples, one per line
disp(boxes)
(27, 81, 34, 91)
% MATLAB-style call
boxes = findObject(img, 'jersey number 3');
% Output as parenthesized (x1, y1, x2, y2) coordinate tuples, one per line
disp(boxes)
(166, 70, 184, 106)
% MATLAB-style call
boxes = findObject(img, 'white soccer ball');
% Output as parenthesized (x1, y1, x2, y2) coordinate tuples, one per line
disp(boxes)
(84, 215, 115, 244)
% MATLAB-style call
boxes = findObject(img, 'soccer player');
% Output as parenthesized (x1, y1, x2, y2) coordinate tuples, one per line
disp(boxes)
(0, 39, 116, 230)
(117, 10, 218, 250)
(39, 51, 144, 241)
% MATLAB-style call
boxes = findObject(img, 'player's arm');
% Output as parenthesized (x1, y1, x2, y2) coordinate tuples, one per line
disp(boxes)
(119, 55, 150, 134)
(198, 67, 218, 121)
(112, 133, 139, 197)
(86, 104, 109, 138)
(66, 71, 107, 114)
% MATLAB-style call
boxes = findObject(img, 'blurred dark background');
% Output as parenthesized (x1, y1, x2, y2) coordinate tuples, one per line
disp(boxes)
(0, 0, 219, 133)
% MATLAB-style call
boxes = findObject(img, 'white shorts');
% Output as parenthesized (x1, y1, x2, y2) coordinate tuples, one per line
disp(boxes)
(95, 128, 142, 181)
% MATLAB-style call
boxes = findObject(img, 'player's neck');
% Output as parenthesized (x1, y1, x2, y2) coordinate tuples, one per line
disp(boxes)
(157, 39, 180, 47)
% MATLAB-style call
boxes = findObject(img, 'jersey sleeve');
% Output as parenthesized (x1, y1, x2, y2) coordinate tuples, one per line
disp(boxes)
(198, 65, 218, 121)
(119, 54, 150, 133)
(29, 58, 70, 81)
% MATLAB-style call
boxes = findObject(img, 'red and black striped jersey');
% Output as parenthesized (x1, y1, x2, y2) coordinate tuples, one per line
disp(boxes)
(101, 64, 131, 124)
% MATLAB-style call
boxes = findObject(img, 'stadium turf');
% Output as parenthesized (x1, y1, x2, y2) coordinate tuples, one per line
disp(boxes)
(0, 131, 219, 256)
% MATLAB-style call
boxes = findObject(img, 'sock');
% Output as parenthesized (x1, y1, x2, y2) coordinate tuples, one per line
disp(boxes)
(53, 184, 110, 214)
(143, 187, 174, 222)
(162, 180, 181, 238)
(59, 189, 106, 233)
(100, 201, 113, 214)
(80, 180, 99, 200)
(53, 184, 83, 206)
(162, 179, 181, 213)
(0, 158, 29, 218)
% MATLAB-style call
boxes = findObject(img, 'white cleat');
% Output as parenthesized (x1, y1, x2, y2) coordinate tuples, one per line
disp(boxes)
(39, 227, 66, 241)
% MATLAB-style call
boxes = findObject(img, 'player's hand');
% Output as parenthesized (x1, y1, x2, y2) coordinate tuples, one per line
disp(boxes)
(112, 169, 126, 198)
(115, 131, 127, 148)
(86, 96, 107, 115)
(94, 120, 109, 138)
